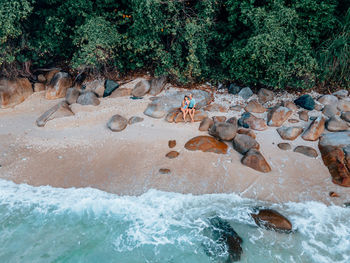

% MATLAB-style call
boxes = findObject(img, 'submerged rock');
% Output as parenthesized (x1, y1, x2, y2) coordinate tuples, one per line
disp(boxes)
(251, 208, 292, 232)
(185, 136, 228, 154)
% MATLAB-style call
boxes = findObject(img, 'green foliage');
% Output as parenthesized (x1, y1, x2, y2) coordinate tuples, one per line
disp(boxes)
(0, 0, 349, 89)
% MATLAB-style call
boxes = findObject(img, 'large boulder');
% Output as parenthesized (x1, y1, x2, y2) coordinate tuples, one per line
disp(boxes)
(302, 116, 326, 141)
(174, 110, 208, 123)
(104, 80, 119, 97)
(257, 88, 274, 104)
(337, 99, 350, 112)
(0, 78, 33, 108)
(245, 99, 266, 113)
(319, 132, 350, 187)
(267, 106, 292, 127)
(107, 114, 128, 132)
(36, 101, 74, 127)
(318, 95, 338, 105)
(110, 87, 131, 97)
(149, 76, 167, 96)
(241, 149, 271, 173)
(209, 122, 238, 141)
(45, 72, 72, 100)
(277, 126, 303, 140)
(238, 112, 268, 131)
(199, 117, 214, 131)
(83, 79, 105, 97)
(77, 91, 100, 106)
(294, 94, 315, 110)
(232, 134, 259, 154)
(294, 146, 318, 158)
(184, 136, 228, 154)
(132, 80, 150, 97)
(251, 209, 292, 232)
(238, 87, 253, 100)
(326, 116, 349, 132)
(65, 88, 80, 105)
(144, 103, 167, 118)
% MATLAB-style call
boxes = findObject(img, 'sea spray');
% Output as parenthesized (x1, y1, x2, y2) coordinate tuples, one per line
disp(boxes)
(0, 179, 349, 263)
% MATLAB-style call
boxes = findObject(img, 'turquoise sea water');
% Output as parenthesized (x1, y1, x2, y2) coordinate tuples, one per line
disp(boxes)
(0, 179, 349, 263)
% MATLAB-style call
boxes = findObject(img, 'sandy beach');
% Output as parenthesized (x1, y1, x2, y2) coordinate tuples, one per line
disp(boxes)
(1, 81, 349, 206)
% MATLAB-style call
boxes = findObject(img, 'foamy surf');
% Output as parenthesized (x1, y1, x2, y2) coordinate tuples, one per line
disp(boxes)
(0, 179, 349, 263)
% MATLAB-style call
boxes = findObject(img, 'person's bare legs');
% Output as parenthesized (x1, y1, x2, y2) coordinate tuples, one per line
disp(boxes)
(190, 108, 195, 122)
(181, 108, 188, 122)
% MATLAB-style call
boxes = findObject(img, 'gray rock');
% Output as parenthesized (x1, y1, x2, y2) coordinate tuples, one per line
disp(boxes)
(319, 131, 350, 148)
(257, 88, 274, 104)
(326, 115, 349, 132)
(149, 76, 167, 96)
(209, 122, 237, 141)
(233, 134, 259, 154)
(277, 126, 303, 140)
(199, 117, 214, 131)
(318, 95, 338, 105)
(132, 80, 150, 97)
(128, 116, 144, 125)
(107, 114, 128, 132)
(341, 112, 350, 122)
(143, 103, 167, 118)
(337, 99, 350, 112)
(36, 101, 74, 127)
(278, 143, 291, 150)
(238, 87, 253, 100)
(322, 104, 340, 118)
(65, 88, 80, 105)
(333, 89, 348, 99)
(84, 79, 105, 97)
(294, 146, 318, 158)
(77, 91, 100, 106)
(228, 84, 240, 94)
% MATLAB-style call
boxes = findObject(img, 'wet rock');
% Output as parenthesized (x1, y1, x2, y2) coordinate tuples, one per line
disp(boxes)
(238, 87, 253, 100)
(65, 88, 80, 105)
(233, 134, 259, 154)
(230, 105, 243, 111)
(298, 110, 309, 121)
(184, 136, 228, 154)
(204, 103, 227, 112)
(267, 106, 292, 127)
(245, 99, 266, 113)
(132, 79, 150, 97)
(77, 91, 100, 106)
(238, 112, 268, 131)
(45, 72, 72, 100)
(333, 89, 348, 99)
(322, 104, 340, 118)
(257, 88, 274, 104)
(302, 116, 326, 141)
(84, 79, 105, 97)
(337, 99, 350, 112)
(251, 209, 292, 232)
(209, 122, 238, 141)
(0, 78, 33, 108)
(294, 146, 318, 158)
(36, 101, 74, 127)
(110, 88, 131, 97)
(166, 151, 180, 159)
(128, 116, 144, 125)
(341, 112, 350, 123)
(199, 117, 214, 131)
(277, 126, 303, 140)
(326, 116, 349, 132)
(159, 168, 171, 174)
(212, 116, 227, 123)
(104, 80, 119, 97)
(283, 101, 299, 111)
(34, 83, 45, 92)
(241, 149, 271, 173)
(149, 76, 167, 96)
(168, 140, 176, 148)
(318, 94, 338, 105)
(237, 128, 256, 139)
(107, 114, 128, 132)
(278, 143, 291, 150)
(174, 110, 208, 123)
(228, 84, 240, 95)
(294, 94, 315, 110)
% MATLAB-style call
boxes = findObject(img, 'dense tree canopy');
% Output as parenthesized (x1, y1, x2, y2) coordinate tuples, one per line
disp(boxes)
(0, 0, 349, 89)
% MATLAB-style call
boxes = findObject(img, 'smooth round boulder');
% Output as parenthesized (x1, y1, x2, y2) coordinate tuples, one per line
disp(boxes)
(149, 76, 166, 96)
(185, 136, 228, 154)
(77, 91, 100, 106)
(251, 209, 292, 232)
(107, 114, 128, 132)
(132, 80, 150, 97)
(278, 143, 291, 151)
(199, 117, 214, 131)
(277, 126, 303, 141)
(233, 134, 259, 155)
(241, 149, 271, 173)
(209, 122, 237, 141)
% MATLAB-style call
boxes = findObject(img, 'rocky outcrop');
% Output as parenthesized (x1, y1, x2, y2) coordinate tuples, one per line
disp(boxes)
(36, 101, 74, 127)
(149, 76, 166, 96)
(166, 151, 180, 159)
(184, 136, 228, 154)
(238, 112, 268, 131)
(0, 78, 33, 108)
(257, 88, 274, 104)
(251, 209, 292, 232)
(77, 91, 100, 106)
(294, 146, 318, 158)
(128, 116, 144, 125)
(209, 122, 237, 141)
(199, 117, 214, 131)
(302, 116, 326, 141)
(45, 72, 72, 100)
(294, 94, 315, 110)
(267, 106, 292, 127)
(277, 126, 303, 140)
(132, 79, 150, 97)
(326, 116, 349, 132)
(107, 114, 128, 132)
(241, 149, 271, 173)
(245, 99, 266, 113)
(65, 88, 80, 105)
(233, 134, 259, 154)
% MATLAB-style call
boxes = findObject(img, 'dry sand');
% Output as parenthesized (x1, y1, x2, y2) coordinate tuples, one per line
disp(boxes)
(0, 84, 349, 205)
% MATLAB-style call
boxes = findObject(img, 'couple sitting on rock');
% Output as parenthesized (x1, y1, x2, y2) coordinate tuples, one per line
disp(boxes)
(181, 94, 196, 122)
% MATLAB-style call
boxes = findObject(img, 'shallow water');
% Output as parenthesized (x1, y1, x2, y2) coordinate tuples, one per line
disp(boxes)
(0, 179, 349, 263)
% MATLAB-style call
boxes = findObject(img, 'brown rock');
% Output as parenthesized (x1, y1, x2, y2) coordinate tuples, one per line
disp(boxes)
(241, 149, 271, 173)
(294, 146, 318, 158)
(212, 116, 227, 123)
(174, 110, 208, 123)
(165, 108, 181, 123)
(277, 126, 303, 140)
(168, 140, 176, 148)
(185, 136, 228, 154)
(110, 88, 132, 97)
(34, 83, 45, 92)
(329, 191, 340, 197)
(77, 91, 100, 106)
(107, 114, 128, 132)
(302, 116, 326, 141)
(45, 69, 60, 84)
(144, 103, 167, 119)
(233, 134, 259, 154)
(337, 99, 350, 112)
(209, 122, 238, 141)
(288, 119, 299, 123)
(204, 103, 228, 112)
(283, 101, 299, 111)
(45, 72, 72, 100)
(298, 110, 309, 121)
(341, 112, 350, 123)
(199, 117, 214, 131)
(132, 80, 150, 97)
(239, 112, 268, 131)
(84, 79, 105, 97)
(251, 209, 292, 232)
(245, 99, 266, 113)
(166, 151, 180, 159)
(278, 143, 291, 150)
(65, 88, 80, 105)
(159, 168, 171, 174)
(128, 116, 144, 125)
(267, 106, 292, 127)
(0, 78, 33, 108)
(237, 128, 256, 139)
(257, 88, 274, 104)
(36, 101, 74, 127)
(37, 74, 46, 83)
(326, 116, 349, 132)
